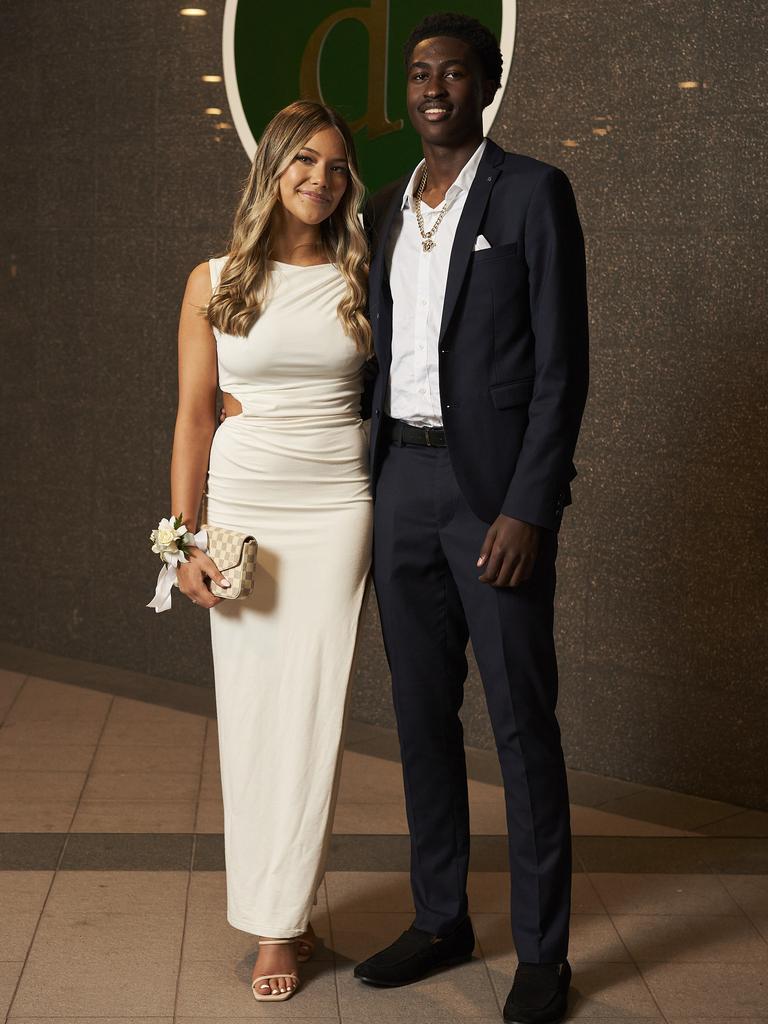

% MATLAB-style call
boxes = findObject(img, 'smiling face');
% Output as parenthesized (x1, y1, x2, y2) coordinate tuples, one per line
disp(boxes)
(406, 35, 496, 147)
(277, 126, 350, 226)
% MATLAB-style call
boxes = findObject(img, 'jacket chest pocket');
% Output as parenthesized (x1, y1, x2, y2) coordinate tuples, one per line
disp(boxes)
(471, 240, 519, 265)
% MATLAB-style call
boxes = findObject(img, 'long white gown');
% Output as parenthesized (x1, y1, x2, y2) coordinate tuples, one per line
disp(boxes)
(204, 255, 372, 937)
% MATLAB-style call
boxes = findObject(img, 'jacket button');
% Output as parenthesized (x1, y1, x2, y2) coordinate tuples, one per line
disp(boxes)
(375, 408, 380, 417)
(376, 313, 380, 320)
(445, 403, 451, 409)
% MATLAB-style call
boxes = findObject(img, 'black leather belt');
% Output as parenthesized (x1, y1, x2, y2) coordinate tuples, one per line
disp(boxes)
(382, 417, 447, 447)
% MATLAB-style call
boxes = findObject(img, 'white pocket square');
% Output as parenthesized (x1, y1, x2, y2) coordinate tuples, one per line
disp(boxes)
(473, 234, 492, 251)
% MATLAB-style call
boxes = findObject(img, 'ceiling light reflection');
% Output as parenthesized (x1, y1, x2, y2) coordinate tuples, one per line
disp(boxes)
(205, 107, 223, 115)
(201, 75, 222, 82)
(180, 7, 207, 15)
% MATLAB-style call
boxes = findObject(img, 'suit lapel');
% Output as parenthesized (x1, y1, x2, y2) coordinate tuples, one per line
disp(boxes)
(437, 139, 505, 345)
(370, 179, 406, 303)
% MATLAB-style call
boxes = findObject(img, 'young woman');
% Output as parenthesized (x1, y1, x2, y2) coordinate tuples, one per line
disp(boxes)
(169, 101, 373, 1002)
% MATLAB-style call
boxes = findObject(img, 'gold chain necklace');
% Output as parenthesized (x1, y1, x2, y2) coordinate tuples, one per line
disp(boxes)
(414, 167, 449, 252)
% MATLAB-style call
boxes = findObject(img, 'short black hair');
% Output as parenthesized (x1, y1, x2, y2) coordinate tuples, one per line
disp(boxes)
(403, 12, 503, 91)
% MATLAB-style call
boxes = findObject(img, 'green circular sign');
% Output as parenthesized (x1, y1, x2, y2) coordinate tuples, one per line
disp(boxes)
(223, 0, 516, 192)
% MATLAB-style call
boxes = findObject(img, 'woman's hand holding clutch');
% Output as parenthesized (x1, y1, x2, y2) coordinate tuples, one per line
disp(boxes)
(177, 548, 230, 608)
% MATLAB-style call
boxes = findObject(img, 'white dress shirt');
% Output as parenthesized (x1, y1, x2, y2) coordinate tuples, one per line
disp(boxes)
(385, 138, 488, 427)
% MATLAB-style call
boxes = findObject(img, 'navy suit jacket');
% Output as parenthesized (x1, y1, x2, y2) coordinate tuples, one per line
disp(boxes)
(363, 137, 589, 532)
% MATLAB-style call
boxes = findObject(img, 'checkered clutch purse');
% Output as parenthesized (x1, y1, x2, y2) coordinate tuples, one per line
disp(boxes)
(198, 492, 258, 600)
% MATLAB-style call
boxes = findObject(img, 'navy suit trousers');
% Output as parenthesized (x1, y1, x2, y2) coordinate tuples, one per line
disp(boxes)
(372, 439, 572, 963)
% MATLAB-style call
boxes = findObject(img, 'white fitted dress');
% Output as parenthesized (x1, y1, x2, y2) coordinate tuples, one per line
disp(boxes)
(204, 256, 372, 937)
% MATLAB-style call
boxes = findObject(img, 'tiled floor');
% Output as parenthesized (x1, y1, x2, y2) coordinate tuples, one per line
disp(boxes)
(1, 665, 767, 1022)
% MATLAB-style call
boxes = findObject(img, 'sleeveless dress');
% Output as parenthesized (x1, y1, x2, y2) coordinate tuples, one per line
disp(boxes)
(204, 255, 372, 938)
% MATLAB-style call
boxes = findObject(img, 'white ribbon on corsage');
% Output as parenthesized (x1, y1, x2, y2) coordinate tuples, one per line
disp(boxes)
(146, 529, 209, 613)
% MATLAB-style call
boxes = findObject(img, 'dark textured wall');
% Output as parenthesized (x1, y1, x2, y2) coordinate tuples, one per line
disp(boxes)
(2, 1, 766, 807)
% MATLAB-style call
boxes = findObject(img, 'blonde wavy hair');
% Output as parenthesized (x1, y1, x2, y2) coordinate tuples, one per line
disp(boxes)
(207, 101, 371, 355)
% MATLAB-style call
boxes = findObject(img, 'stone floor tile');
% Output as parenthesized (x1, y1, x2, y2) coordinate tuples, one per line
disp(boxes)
(91, 741, 204, 774)
(192, 833, 226, 870)
(0, 799, 78, 832)
(99, 697, 206, 748)
(572, 873, 608, 914)
(571, 805, 694, 837)
(0, 741, 96, 772)
(0, 961, 24, 1018)
(199, 771, 223, 799)
(0, 717, 106, 746)
(566, 769, 645, 809)
(70, 799, 197, 832)
(467, 778, 506, 803)
(204, 720, 221, 754)
(720, 875, 768, 915)
(176, 959, 338, 1018)
(195, 798, 225, 833)
(0, 871, 53, 960)
(700, 811, 768, 837)
(332, 802, 408, 835)
(590, 873, 742, 915)
(61, 832, 193, 870)
(468, 801, 509, 834)
(612, 913, 768, 962)
(575, 837, 716, 873)
(177, 1019, 337, 1024)
(639, 961, 768, 1017)
(703, 838, 768, 873)
(80, 769, 200, 802)
(27, 871, 188, 962)
(0, 667, 25, 689)
(10, 956, 179, 1017)
(0, 833, 64, 869)
(6, 677, 111, 723)
(337, 750, 405, 804)
(0, 769, 86, 802)
(9, 1018, 174, 1024)
(325, 870, 413, 913)
(598, 788, 743, 831)
(0, 673, 24, 722)
(468, 871, 509, 913)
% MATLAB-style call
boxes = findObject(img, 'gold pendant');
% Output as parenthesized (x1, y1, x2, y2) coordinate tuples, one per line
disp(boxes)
(422, 238, 435, 252)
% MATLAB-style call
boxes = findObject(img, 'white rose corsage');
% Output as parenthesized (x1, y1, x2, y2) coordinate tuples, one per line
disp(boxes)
(146, 514, 209, 613)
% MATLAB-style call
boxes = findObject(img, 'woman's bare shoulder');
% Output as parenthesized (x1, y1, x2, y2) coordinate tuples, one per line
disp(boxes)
(185, 260, 214, 302)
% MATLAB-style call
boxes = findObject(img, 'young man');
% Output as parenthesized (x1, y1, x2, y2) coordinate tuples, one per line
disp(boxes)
(354, 14, 589, 1024)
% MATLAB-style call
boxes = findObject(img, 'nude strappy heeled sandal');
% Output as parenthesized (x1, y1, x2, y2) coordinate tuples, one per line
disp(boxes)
(297, 926, 316, 963)
(251, 938, 300, 1002)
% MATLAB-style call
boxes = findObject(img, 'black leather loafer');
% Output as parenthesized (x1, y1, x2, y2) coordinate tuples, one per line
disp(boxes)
(353, 917, 475, 987)
(503, 959, 571, 1023)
